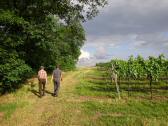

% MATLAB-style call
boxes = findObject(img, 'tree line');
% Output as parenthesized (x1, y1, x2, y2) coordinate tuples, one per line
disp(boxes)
(0, 0, 107, 93)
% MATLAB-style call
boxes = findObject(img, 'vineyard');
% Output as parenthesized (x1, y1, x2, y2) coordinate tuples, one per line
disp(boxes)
(94, 54, 168, 99)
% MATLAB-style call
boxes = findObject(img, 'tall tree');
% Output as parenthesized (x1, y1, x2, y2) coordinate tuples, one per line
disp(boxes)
(0, 0, 107, 92)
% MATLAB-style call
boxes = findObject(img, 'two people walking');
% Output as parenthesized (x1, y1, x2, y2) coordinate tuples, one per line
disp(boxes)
(37, 65, 62, 97)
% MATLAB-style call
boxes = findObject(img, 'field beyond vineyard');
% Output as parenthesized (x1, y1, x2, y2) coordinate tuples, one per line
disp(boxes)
(0, 67, 168, 126)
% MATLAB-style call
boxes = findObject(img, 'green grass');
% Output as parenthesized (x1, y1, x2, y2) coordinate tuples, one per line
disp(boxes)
(75, 68, 168, 126)
(0, 68, 168, 126)
(0, 103, 18, 119)
(76, 79, 117, 98)
(0, 101, 27, 120)
(0, 84, 29, 120)
(80, 99, 168, 126)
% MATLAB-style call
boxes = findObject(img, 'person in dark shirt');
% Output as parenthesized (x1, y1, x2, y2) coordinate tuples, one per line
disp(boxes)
(51, 65, 62, 97)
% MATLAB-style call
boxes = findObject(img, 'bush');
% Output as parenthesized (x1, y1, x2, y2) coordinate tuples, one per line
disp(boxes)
(0, 57, 32, 93)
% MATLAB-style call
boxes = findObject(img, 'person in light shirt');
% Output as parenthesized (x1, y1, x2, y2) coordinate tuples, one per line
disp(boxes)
(38, 66, 47, 97)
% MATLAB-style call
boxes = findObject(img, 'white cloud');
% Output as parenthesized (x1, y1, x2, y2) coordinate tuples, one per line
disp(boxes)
(78, 50, 90, 60)
(133, 40, 147, 47)
(94, 46, 109, 59)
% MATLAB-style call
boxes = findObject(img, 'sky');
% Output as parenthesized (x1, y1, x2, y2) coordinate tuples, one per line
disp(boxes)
(77, 0, 168, 66)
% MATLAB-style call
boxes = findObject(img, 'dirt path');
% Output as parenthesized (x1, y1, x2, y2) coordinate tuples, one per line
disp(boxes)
(0, 68, 91, 126)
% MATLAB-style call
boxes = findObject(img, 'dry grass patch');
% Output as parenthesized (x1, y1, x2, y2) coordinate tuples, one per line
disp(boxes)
(0, 112, 4, 120)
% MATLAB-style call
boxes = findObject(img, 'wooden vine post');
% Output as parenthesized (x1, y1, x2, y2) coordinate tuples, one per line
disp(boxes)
(110, 64, 121, 99)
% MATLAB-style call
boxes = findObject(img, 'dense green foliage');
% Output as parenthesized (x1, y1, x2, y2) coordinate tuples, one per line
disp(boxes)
(0, 0, 107, 92)
(96, 55, 168, 98)
(96, 54, 168, 81)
